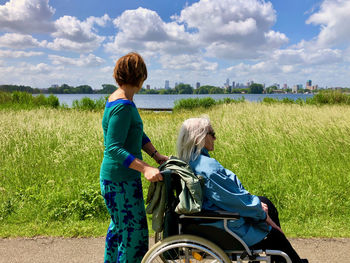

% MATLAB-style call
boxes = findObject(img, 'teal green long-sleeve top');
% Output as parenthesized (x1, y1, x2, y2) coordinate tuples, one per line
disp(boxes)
(100, 99, 150, 182)
(189, 148, 270, 247)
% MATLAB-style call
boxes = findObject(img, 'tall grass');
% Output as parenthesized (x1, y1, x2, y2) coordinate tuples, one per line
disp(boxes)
(0, 91, 59, 109)
(312, 89, 350, 104)
(0, 91, 109, 111)
(71, 96, 107, 111)
(173, 97, 245, 110)
(0, 103, 350, 238)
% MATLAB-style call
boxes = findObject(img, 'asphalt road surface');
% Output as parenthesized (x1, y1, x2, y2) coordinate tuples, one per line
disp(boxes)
(1, 237, 349, 263)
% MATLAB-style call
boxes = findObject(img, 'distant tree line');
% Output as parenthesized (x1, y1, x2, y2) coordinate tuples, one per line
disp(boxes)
(0, 83, 255, 95)
(0, 84, 117, 94)
(1, 83, 349, 95)
(139, 83, 262, 94)
(0, 85, 42, 94)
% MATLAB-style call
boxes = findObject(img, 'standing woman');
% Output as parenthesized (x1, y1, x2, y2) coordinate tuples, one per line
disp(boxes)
(100, 52, 167, 263)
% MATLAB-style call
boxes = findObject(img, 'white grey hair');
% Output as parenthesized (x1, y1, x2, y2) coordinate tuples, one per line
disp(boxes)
(176, 117, 211, 162)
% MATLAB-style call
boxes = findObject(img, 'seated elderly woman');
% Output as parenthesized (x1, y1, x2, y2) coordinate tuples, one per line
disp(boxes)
(176, 117, 308, 263)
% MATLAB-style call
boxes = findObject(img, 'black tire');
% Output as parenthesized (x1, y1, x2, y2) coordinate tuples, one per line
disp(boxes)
(142, 234, 231, 263)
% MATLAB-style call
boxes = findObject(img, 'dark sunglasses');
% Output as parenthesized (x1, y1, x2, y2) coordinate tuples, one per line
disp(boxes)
(207, 131, 216, 138)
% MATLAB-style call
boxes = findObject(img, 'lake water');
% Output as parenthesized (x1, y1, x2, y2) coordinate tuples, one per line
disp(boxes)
(52, 93, 314, 109)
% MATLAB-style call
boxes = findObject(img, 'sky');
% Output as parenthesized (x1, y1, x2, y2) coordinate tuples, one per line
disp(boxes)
(0, 0, 349, 90)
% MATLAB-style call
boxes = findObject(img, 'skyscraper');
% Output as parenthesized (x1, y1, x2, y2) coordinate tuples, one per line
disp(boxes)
(306, 80, 312, 87)
(165, 80, 170, 89)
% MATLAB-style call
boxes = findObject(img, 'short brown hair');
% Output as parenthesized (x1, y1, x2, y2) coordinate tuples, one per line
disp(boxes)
(113, 52, 147, 87)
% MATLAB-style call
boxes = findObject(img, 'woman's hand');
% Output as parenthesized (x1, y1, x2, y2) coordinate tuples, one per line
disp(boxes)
(143, 166, 163, 182)
(261, 202, 268, 214)
(154, 152, 169, 165)
(266, 214, 284, 235)
(262, 202, 284, 235)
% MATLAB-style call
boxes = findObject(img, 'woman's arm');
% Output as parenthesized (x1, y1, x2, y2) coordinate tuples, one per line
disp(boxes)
(261, 202, 284, 234)
(142, 141, 168, 164)
(128, 158, 163, 182)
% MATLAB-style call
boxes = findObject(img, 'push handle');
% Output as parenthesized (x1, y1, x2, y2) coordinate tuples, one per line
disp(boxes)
(160, 169, 172, 176)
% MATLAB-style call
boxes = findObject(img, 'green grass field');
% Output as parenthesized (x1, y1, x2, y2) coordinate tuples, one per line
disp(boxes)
(1, 103, 350, 238)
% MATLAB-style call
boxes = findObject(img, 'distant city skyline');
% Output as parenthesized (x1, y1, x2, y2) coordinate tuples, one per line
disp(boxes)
(149, 78, 331, 90)
(0, 0, 350, 89)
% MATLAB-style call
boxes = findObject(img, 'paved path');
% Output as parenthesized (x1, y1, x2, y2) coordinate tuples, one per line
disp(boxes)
(1, 237, 349, 263)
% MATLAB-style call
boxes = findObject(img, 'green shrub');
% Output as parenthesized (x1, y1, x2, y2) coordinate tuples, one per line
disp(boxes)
(0, 91, 60, 109)
(295, 98, 305, 105)
(310, 90, 350, 105)
(0, 199, 16, 221)
(198, 97, 216, 108)
(174, 97, 212, 110)
(174, 97, 244, 110)
(262, 97, 279, 104)
(217, 97, 245, 104)
(72, 97, 106, 111)
(281, 98, 295, 104)
(12, 91, 33, 104)
(49, 186, 107, 221)
(33, 94, 47, 106)
(0, 91, 12, 104)
(47, 94, 60, 108)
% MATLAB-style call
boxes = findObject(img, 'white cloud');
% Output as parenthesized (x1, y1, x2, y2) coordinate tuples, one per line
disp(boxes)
(177, 0, 274, 40)
(305, 48, 343, 65)
(158, 54, 218, 71)
(344, 46, 350, 62)
(113, 8, 168, 41)
(53, 15, 109, 43)
(105, 7, 198, 56)
(0, 33, 46, 48)
(86, 14, 110, 28)
(105, 0, 288, 68)
(17, 62, 52, 74)
(0, 60, 109, 88)
(48, 53, 105, 67)
(272, 47, 343, 66)
(48, 14, 109, 52)
(227, 61, 282, 76)
(0, 0, 55, 33)
(306, 0, 350, 47)
(176, 0, 288, 58)
(47, 38, 102, 53)
(0, 49, 43, 58)
(100, 66, 113, 73)
(265, 30, 289, 48)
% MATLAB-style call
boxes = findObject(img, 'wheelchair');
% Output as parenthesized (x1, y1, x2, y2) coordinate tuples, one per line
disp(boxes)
(142, 170, 292, 263)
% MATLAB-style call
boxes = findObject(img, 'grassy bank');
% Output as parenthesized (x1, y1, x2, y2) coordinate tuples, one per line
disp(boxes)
(0, 103, 350, 238)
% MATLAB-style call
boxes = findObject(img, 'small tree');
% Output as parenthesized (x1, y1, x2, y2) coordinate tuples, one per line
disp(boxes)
(249, 83, 264, 94)
(175, 84, 193, 94)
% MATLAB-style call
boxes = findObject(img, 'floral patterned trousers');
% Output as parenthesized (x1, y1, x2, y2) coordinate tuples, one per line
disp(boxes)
(100, 178, 148, 263)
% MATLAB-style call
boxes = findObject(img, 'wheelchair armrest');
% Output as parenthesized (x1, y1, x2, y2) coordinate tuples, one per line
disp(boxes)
(179, 210, 240, 220)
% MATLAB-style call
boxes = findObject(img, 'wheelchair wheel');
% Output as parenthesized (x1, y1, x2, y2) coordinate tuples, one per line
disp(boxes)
(142, 234, 231, 263)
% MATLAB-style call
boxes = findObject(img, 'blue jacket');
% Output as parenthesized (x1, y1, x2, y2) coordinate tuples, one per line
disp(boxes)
(189, 148, 271, 246)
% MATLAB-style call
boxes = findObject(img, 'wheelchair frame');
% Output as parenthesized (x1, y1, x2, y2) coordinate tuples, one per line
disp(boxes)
(142, 170, 292, 263)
